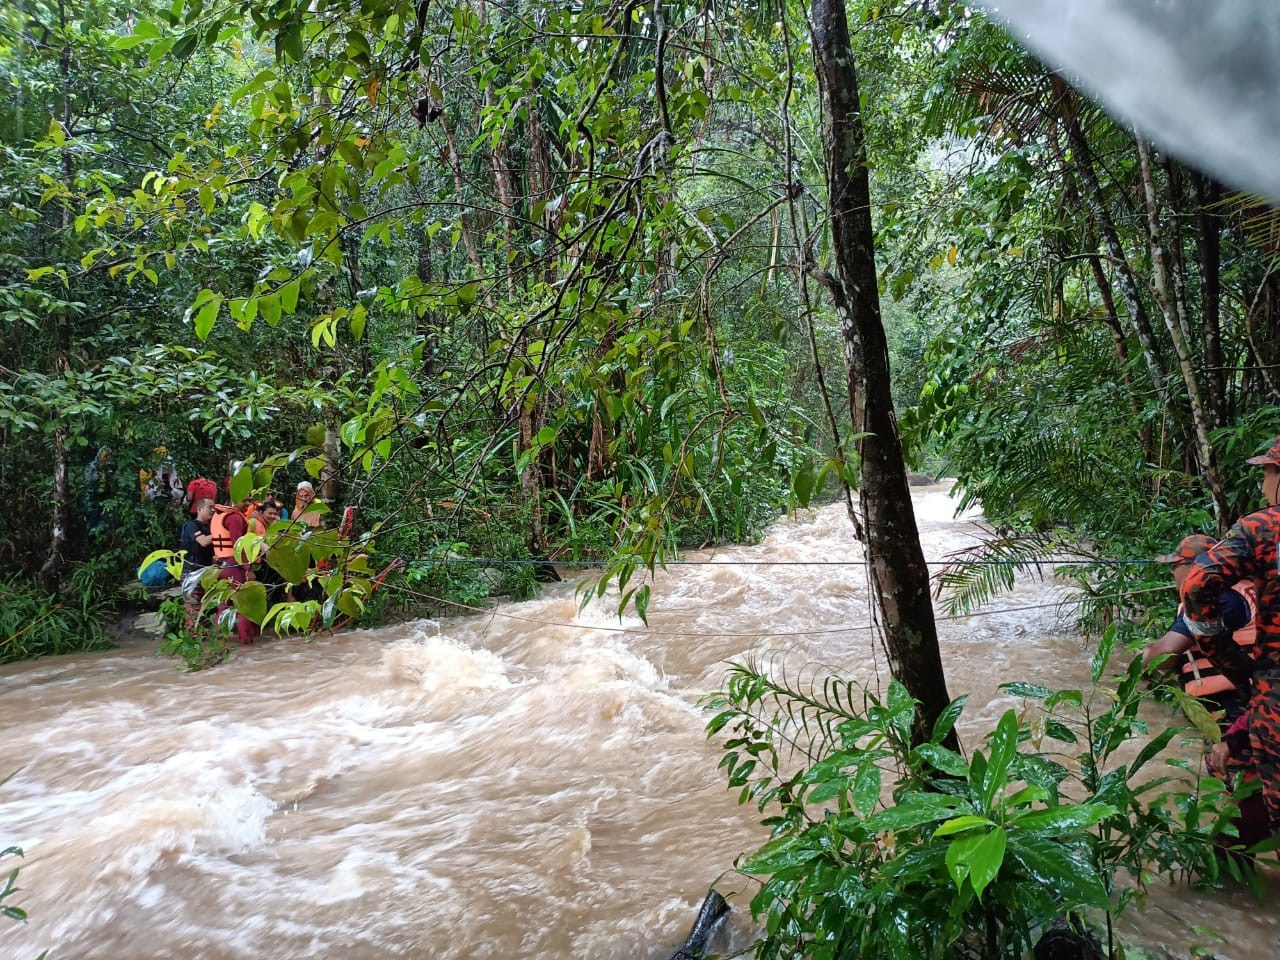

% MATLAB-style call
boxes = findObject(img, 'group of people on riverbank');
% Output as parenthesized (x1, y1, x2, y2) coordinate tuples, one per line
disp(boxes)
(177, 479, 328, 644)
(1144, 434, 1280, 847)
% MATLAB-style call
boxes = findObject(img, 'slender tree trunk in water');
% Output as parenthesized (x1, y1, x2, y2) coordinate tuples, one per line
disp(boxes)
(1136, 139, 1230, 530)
(516, 83, 555, 555)
(810, 0, 953, 747)
(519, 399, 547, 553)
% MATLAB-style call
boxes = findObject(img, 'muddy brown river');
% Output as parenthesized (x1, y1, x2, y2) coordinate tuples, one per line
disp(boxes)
(2, 486, 1277, 958)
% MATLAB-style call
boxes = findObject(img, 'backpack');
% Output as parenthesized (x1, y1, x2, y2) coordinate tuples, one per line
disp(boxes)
(186, 477, 218, 513)
(140, 559, 173, 588)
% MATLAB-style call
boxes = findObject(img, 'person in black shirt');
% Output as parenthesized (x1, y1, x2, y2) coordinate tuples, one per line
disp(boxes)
(180, 498, 216, 632)
(181, 498, 216, 574)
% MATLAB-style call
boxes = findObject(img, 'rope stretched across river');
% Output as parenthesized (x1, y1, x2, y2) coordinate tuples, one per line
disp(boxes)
(367, 579, 1167, 640)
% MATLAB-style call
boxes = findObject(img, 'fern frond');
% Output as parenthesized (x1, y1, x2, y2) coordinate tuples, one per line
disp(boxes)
(933, 526, 1073, 615)
(720, 654, 876, 763)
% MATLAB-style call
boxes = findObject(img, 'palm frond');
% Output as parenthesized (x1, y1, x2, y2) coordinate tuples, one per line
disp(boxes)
(717, 654, 881, 763)
(933, 526, 1070, 615)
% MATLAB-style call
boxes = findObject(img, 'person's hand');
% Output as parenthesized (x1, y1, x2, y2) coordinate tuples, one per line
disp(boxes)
(1208, 740, 1231, 774)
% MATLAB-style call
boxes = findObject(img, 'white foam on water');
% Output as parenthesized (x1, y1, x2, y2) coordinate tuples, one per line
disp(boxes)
(381, 633, 511, 694)
(6, 484, 1272, 959)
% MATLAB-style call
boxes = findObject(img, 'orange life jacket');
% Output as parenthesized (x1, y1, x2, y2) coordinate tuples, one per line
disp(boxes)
(1178, 580, 1257, 698)
(211, 505, 267, 562)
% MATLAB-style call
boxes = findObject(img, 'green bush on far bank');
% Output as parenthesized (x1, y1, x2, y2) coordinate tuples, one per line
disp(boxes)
(0, 573, 114, 664)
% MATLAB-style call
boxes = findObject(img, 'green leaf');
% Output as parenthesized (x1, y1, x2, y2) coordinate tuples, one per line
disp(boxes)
(1010, 803, 1116, 835)
(336, 589, 363, 619)
(967, 826, 1007, 898)
(634, 584, 650, 624)
(192, 290, 222, 340)
(1127, 725, 1182, 778)
(259, 293, 281, 325)
(863, 795, 964, 833)
(915, 743, 969, 778)
(931, 694, 968, 743)
(1001, 681, 1051, 700)
(1090, 624, 1117, 683)
(265, 542, 308, 584)
(229, 464, 253, 504)
(1045, 689, 1084, 709)
(933, 815, 994, 838)
(231, 581, 268, 625)
(241, 201, 267, 239)
(792, 460, 815, 507)
(852, 763, 881, 813)
(280, 277, 301, 314)
(137, 548, 182, 581)
(1174, 689, 1223, 742)
(982, 710, 1019, 806)
(1044, 720, 1078, 743)
(282, 23, 304, 61)
(170, 31, 198, 60)
(1005, 836, 1109, 910)
(742, 833, 822, 874)
(945, 831, 982, 888)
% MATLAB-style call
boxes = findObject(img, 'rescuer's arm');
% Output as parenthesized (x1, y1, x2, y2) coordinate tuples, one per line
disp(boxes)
(1143, 627, 1194, 668)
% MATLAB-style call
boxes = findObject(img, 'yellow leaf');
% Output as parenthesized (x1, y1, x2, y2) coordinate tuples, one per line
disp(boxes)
(947, 246, 958, 267)
(367, 78, 381, 106)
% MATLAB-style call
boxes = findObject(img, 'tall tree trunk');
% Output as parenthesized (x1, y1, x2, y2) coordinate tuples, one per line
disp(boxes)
(1136, 139, 1230, 529)
(811, 0, 953, 747)
(438, 110, 488, 287)
(519, 399, 546, 554)
(321, 410, 341, 505)
(515, 82, 557, 555)
(41, 0, 74, 584)
(1085, 247, 1149, 456)
(776, 0, 860, 535)
(1243, 269, 1280, 400)
(415, 223, 442, 375)
(1054, 80, 1167, 406)
(1190, 170, 1225, 421)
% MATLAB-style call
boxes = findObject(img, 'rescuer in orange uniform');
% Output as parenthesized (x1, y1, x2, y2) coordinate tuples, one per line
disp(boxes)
(1182, 436, 1280, 832)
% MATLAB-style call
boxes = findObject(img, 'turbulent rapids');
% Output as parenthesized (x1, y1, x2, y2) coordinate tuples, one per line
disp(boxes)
(2, 486, 1277, 959)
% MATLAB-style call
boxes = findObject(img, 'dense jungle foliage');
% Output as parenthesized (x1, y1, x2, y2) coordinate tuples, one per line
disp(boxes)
(2, 0, 1278, 653)
(0, 0, 1270, 651)
(5, 0, 1280, 955)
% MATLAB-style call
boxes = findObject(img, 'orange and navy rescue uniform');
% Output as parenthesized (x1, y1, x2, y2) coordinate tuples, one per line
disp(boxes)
(1170, 581, 1256, 703)
(1183, 504, 1280, 830)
